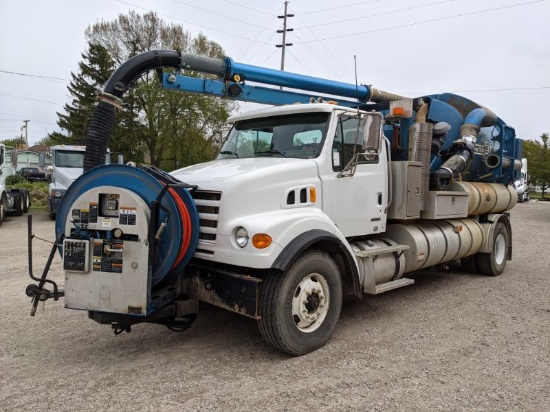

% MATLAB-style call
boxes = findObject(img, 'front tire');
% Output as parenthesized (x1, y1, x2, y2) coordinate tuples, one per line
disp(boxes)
(477, 222, 509, 276)
(258, 251, 343, 356)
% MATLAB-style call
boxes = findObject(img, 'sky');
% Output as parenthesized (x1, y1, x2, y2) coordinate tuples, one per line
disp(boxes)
(0, 0, 549, 146)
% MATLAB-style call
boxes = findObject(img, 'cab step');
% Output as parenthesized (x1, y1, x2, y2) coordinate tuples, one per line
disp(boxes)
(374, 277, 414, 294)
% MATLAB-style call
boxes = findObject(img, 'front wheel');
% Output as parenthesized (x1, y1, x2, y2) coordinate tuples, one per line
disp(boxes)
(258, 251, 343, 356)
(477, 222, 509, 276)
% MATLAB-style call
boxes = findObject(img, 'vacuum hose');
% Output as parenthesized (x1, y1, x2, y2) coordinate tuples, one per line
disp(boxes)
(436, 108, 498, 188)
(84, 50, 182, 172)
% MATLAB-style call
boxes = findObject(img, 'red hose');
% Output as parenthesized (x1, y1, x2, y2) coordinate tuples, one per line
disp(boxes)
(167, 187, 193, 270)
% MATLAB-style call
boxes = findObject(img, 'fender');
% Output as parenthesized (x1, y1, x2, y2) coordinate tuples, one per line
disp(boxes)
(479, 213, 512, 259)
(271, 229, 362, 298)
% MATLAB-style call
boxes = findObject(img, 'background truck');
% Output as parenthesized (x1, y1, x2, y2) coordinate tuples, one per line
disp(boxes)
(0, 143, 30, 226)
(27, 51, 523, 355)
(514, 158, 529, 202)
(47, 145, 86, 220)
(18, 167, 48, 183)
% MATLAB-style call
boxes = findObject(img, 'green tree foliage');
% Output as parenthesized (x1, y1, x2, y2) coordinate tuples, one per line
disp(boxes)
(49, 43, 115, 146)
(0, 138, 25, 148)
(523, 132, 550, 198)
(84, 11, 237, 168)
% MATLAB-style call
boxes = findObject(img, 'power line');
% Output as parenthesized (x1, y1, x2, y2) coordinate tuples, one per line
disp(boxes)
(295, 0, 458, 30)
(0, 112, 57, 124)
(296, 0, 549, 43)
(114, 0, 274, 45)
(0, 69, 69, 83)
(291, 9, 352, 80)
(220, 0, 274, 16)
(238, 5, 283, 61)
(169, 0, 268, 29)
(402, 86, 550, 95)
(0, 93, 63, 106)
(299, 0, 384, 16)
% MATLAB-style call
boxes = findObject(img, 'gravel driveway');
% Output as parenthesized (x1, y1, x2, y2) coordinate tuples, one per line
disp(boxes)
(1, 203, 549, 411)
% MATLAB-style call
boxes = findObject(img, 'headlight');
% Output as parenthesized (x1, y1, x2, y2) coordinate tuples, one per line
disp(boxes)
(235, 227, 249, 248)
(50, 189, 66, 198)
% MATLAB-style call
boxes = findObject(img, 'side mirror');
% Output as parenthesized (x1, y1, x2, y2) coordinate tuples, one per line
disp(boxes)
(361, 114, 382, 152)
(46, 165, 54, 171)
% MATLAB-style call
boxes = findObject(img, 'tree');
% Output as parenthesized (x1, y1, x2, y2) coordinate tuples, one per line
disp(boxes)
(50, 43, 115, 146)
(523, 133, 550, 198)
(0, 138, 25, 148)
(84, 11, 237, 168)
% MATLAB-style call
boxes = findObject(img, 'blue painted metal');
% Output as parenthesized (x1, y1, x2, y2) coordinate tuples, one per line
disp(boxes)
(227, 58, 372, 102)
(463, 108, 491, 127)
(162, 74, 359, 107)
(56, 164, 199, 287)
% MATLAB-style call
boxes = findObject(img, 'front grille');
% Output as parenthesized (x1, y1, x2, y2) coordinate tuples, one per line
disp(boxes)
(192, 190, 222, 243)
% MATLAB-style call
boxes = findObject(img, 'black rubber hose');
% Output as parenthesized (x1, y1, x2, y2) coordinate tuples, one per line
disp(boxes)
(84, 101, 117, 172)
(84, 50, 183, 171)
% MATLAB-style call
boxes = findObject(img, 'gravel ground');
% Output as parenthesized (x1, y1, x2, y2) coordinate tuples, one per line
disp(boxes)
(1, 203, 549, 411)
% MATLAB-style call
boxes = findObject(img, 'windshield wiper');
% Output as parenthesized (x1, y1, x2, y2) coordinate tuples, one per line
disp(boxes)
(254, 149, 289, 157)
(219, 150, 239, 157)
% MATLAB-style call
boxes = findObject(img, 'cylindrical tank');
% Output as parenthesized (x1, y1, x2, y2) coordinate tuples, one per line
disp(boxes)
(351, 238, 406, 285)
(384, 218, 484, 273)
(449, 182, 517, 215)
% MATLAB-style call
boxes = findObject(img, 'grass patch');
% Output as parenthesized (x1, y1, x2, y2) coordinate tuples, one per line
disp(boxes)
(8, 181, 49, 209)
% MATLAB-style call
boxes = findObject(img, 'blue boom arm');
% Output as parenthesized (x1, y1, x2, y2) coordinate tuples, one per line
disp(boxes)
(161, 55, 407, 107)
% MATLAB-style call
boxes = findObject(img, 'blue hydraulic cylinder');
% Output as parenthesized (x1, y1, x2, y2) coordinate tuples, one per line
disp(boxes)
(227, 59, 372, 103)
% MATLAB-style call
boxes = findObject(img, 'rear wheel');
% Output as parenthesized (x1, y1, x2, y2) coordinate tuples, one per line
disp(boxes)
(0, 200, 4, 227)
(460, 255, 479, 273)
(22, 190, 31, 213)
(477, 222, 509, 276)
(258, 251, 343, 355)
(12, 192, 24, 216)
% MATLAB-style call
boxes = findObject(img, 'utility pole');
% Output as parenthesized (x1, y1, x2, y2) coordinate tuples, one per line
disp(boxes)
(276, 1, 294, 72)
(23, 120, 30, 146)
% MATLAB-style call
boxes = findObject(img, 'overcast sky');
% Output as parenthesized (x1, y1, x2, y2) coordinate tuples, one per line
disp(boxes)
(1, 0, 549, 146)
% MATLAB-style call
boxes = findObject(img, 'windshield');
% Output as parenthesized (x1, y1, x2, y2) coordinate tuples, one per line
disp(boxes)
(55, 150, 84, 168)
(218, 112, 329, 159)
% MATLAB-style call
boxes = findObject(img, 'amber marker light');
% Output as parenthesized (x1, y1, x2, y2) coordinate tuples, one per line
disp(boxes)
(252, 234, 272, 249)
(309, 187, 317, 203)
(392, 107, 405, 116)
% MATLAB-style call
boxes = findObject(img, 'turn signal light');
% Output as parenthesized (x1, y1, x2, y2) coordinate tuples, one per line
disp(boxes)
(253, 234, 272, 249)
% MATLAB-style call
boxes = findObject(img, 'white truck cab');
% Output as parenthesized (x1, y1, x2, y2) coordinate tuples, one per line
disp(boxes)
(172, 104, 387, 269)
(47, 145, 87, 220)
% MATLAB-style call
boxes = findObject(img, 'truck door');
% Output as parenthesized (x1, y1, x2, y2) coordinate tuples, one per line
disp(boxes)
(321, 113, 388, 237)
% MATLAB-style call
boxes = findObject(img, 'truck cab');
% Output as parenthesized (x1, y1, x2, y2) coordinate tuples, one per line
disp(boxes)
(47, 145, 86, 220)
(172, 103, 387, 269)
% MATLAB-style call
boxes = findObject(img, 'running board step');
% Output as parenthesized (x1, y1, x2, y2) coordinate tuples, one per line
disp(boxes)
(373, 278, 414, 294)
(354, 244, 409, 258)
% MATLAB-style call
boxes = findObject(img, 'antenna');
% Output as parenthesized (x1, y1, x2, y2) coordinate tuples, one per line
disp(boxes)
(353, 55, 361, 141)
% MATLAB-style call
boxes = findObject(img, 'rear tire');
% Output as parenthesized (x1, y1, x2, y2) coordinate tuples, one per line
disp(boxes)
(12, 192, 24, 216)
(477, 222, 509, 276)
(460, 255, 479, 273)
(0, 200, 4, 227)
(22, 190, 31, 213)
(258, 251, 343, 355)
